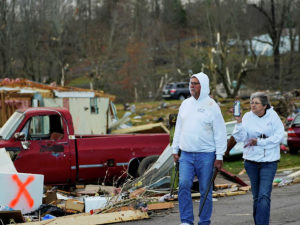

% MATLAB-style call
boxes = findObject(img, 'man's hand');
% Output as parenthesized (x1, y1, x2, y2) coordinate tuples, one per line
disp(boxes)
(173, 154, 179, 162)
(214, 160, 223, 171)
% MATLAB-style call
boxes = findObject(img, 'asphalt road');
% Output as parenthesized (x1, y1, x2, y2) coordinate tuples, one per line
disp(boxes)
(121, 182, 300, 225)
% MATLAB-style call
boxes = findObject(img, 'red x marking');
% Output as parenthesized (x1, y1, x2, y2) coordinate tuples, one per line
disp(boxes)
(9, 174, 35, 208)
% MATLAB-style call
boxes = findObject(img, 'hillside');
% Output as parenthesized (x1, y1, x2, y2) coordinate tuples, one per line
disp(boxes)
(115, 98, 251, 127)
(115, 96, 300, 128)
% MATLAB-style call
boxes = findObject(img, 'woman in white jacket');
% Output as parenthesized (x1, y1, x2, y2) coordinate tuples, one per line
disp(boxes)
(233, 92, 284, 225)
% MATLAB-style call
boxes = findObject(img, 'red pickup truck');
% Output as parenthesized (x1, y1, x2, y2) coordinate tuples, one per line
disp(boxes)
(0, 107, 169, 185)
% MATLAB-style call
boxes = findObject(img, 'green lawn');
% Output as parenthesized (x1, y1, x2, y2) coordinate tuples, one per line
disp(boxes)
(223, 153, 300, 174)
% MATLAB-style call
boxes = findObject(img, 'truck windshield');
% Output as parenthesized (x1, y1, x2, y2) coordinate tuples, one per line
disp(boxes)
(0, 111, 24, 140)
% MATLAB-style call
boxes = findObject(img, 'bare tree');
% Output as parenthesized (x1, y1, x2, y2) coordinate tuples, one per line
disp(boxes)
(0, 0, 16, 76)
(185, 0, 253, 98)
(250, 0, 294, 91)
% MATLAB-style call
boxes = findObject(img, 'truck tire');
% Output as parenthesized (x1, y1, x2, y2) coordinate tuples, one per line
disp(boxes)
(289, 147, 298, 155)
(137, 155, 159, 176)
(179, 95, 185, 101)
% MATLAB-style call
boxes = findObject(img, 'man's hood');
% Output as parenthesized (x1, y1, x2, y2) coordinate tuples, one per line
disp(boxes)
(190, 72, 210, 101)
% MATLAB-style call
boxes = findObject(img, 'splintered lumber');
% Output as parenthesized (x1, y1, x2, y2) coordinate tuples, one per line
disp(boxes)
(238, 186, 251, 191)
(217, 187, 239, 193)
(213, 191, 247, 197)
(238, 168, 246, 175)
(76, 185, 85, 189)
(224, 191, 247, 196)
(148, 202, 174, 211)
(105, 206, 134, 213)
(15, 210, 149, 225)
(129, 187, 146, 198)
(293, 177, 300, 184)
(214, 184, 237, 190)
(287, 169, 300, 179)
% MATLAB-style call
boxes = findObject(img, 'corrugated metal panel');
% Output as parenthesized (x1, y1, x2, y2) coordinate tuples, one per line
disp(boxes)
(0, 78, 115, 101)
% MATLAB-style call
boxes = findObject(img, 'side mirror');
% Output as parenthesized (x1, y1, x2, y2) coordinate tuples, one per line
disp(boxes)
(14, 132, 26, 141)
(21, 141, 30, 150)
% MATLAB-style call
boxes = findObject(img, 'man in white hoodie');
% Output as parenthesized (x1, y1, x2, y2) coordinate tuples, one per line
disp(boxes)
(172, 72, 227, 225)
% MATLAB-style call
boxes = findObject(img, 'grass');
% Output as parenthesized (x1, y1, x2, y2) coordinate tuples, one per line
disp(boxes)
(67, 76, 90, 88)
(223, 153, 300, 174)
(278, 153, 300, 170)
(115, 98, 241, 127)
(115, 100, 182, 126)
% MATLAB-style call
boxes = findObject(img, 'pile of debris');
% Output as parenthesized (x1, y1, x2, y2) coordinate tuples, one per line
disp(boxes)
(2, 168, 300, 225)
(2, 142, 300, 225)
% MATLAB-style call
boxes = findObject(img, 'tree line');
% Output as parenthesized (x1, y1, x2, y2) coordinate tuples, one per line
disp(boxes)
(0, 0, 299, 102)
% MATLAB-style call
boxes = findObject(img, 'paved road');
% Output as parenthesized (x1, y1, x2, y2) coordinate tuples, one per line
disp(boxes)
(121, 182, 300, 225)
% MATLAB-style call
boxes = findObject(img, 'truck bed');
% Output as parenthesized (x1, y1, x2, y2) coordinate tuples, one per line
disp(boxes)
(74, 133, 169, 183)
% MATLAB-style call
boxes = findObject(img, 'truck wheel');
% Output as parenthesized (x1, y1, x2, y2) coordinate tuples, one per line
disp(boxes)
(289, 147, 298, 155)
(179, 95, 185, 101)
(138, 155, 159, 176)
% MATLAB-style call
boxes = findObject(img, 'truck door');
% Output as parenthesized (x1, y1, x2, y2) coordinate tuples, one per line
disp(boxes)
(14, 113, 71, 184)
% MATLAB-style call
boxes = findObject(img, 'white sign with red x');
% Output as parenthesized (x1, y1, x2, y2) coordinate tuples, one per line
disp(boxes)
(0, 172, 44, 214)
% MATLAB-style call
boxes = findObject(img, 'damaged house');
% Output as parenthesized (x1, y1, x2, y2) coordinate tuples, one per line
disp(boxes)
(0, 78, 116, 134)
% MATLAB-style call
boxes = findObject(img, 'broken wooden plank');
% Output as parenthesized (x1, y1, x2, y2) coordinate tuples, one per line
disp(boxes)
(65, 199, 85, 213)
(213, 191, 247, 198)
(287, 169, 300, 179)
(129, 187, 146, 198)
(214, 184, 236, 190)
(43, 191, 57, 205)
(171, 188, 249, 200)
(225, 191, 247, 196)
(104, 206, 134, 213)
(217, 186, 239, 193)
(238, 168, 246, 175)
(148, 202, 174, 211)
(15, 210, 149, 225)
(76, 185, 85, 189)
(293, 177, 300, 184)
(238, 186, 251, 192)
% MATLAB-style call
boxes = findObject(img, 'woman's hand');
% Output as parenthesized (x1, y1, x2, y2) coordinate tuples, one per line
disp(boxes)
(244, 138, 257, 147)
(235, 115, 242, 123)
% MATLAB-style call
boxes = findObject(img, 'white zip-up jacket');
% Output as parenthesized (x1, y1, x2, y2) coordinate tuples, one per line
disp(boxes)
(172, 72, 227, 160)
(232, 107, 284, 162)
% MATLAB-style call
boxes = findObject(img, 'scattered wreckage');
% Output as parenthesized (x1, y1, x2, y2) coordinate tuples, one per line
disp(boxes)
(1, 100, 300, 224)
(1, 140, 300, 224)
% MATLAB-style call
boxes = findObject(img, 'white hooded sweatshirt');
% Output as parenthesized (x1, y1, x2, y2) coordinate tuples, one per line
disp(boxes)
(172, 72, 227, 160)
(232, 107, 284, 162)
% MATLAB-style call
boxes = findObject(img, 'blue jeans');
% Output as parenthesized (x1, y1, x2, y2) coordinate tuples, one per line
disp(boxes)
(244, 160, 277, 225)
(178, 151, 215, 225)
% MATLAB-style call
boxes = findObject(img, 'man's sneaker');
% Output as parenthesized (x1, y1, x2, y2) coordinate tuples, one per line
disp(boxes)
(180, 223, 190, 225)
